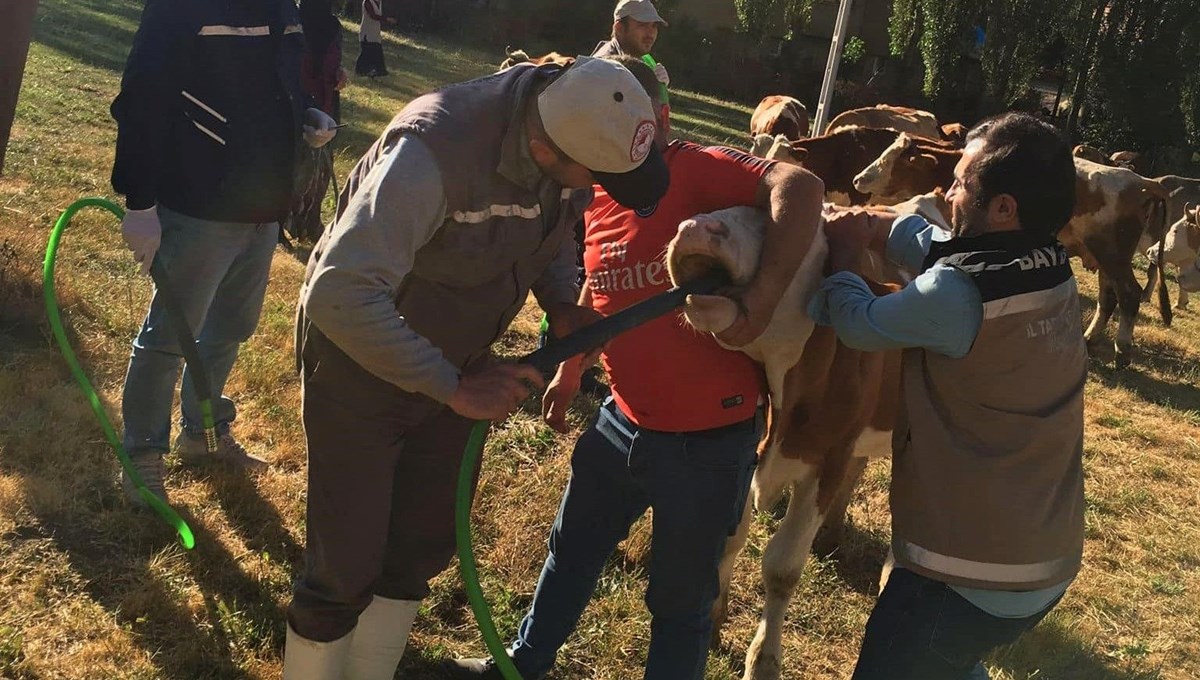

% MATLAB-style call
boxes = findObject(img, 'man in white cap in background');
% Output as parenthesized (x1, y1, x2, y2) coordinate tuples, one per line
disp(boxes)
(282, 56, 670, 679)
(593, 0, 670, 88)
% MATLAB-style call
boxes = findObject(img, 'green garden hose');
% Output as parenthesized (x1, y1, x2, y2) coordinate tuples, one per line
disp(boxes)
(43, 197, 209, 549)
(454, 271, 729, 680)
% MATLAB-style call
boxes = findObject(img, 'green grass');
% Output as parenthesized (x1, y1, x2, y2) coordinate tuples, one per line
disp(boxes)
(2, 0, 1200, 678)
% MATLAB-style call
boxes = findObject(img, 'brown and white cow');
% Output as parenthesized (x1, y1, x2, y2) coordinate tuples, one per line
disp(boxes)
(752, 127, 955, 206)
(750, 96, 810, 143)
(666, 207, 905, 680)
(825, 104, 941, 140)
(852, 132, 960, 204)
(1060, 158, 1172, 365)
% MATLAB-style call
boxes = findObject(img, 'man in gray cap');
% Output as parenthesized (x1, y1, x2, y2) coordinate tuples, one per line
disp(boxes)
(283, 56, 670, 680)
(593, 0, 670, 87)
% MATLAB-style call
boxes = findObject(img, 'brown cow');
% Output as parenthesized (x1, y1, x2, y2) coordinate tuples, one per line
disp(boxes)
(939, 122, 968, 145)
(750, 95, 810, 142)
(497, 47, 573, 71)
(826, 104, 941, 139)
(666, 207, 904, 680)
(1073, 144, 1113, 166)
(1110, 150, 1145, 173)
(758, 127, 955, 206)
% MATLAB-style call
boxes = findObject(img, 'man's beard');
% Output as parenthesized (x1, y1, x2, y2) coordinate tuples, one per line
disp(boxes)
(951, 205, 988, 238)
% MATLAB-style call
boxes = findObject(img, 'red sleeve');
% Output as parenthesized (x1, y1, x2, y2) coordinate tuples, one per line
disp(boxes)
(689, 145, 776, 211)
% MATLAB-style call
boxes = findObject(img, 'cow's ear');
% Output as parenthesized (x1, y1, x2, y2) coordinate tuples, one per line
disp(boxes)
(911, 153, 938, 170)
(1187, 202, 1198, 222)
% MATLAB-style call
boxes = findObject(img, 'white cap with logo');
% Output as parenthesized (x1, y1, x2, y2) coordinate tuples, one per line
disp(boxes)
(614, 0, 668, 25)
(537, 56, 668, 210)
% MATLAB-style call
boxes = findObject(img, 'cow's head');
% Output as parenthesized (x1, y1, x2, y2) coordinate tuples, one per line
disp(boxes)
(853, 133, 939, 197)
(665, 208, 765, 335)
(1176, 204, 1200, 292)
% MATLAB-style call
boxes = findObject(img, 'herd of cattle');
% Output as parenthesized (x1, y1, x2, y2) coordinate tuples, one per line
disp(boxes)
(749, 95, 1200, 370)
(655, 97, 1200, 680)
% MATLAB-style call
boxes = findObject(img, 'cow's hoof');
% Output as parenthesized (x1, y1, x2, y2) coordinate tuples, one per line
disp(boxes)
(744, 656, 782, 680)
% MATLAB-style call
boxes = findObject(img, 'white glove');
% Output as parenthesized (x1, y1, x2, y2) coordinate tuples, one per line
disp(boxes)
(653, 62, 670, 87)
(303, 107, 338, 148)
(121, 205, 161, 276)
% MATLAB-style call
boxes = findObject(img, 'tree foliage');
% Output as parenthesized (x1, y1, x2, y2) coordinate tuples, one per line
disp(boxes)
(733, 0, 814, 40)
(888, 0, 1200, 171)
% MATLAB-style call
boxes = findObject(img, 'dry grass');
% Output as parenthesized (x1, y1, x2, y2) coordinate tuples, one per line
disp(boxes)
(1, 1, 1198, 678)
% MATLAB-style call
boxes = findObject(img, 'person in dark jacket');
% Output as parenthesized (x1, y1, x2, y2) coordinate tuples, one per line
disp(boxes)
(287, 0, 348, 242)
(110, 0, 338, 505)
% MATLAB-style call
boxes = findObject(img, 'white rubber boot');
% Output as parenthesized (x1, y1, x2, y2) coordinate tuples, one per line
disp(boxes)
(283, 624, 353, 680)
(344, 596, 421, 680)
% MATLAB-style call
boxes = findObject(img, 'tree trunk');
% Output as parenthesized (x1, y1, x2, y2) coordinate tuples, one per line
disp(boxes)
(1066, 0, 1108, 134)
(0, 0, 40, 176)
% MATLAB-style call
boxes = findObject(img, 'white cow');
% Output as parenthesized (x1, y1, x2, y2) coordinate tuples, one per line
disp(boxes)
(1152, 204, 1200, 301)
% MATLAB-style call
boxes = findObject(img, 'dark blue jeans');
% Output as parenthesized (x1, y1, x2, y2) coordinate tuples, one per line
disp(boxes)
(851, 568, 1061, 680)
(509, 397, 761, 680)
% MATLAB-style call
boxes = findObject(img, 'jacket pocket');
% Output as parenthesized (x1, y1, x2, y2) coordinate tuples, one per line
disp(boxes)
(180, 90, 231, 147)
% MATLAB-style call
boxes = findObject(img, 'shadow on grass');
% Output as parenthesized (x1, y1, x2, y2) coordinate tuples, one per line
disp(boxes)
(31, 0, 142, 74)
(990, 616, 1165, 680)
(33, 508, 270, 679)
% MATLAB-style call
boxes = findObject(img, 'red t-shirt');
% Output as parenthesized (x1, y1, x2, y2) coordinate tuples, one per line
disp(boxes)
(584, 141, 773, 432)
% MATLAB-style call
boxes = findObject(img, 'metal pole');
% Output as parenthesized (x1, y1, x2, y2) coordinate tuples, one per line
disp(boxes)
(811, 0, 854, 136)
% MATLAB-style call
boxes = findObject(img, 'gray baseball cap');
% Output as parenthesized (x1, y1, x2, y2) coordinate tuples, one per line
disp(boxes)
(614, 0, 668, 26)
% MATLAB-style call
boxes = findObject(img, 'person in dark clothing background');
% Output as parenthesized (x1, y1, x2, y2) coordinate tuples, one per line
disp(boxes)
(287, 0, 349, 242)
(356, 0, 394, 77)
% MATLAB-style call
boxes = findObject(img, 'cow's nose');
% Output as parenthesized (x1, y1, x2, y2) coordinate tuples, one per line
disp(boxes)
(696, 216, 729, 238)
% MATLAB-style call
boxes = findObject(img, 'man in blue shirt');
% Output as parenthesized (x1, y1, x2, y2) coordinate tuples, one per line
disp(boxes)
(810, 113, 1087, 679)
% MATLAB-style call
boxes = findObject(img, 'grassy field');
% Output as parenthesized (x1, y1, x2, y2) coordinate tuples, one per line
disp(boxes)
(1, 1, 1198, 678)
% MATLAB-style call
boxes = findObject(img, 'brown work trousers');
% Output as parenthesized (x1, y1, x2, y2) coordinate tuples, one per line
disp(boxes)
(287, 322, 483, 642)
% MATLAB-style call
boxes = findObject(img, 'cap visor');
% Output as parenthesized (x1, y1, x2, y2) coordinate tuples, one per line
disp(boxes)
(593, 145, 669, 211)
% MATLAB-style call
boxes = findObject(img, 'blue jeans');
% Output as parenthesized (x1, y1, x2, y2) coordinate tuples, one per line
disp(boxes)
(509, 397, 761, 680)
(121, 207, 278, 455)
(851, 568, 1060, 680)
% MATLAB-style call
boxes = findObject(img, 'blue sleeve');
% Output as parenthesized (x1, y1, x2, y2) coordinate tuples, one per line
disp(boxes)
(806, 266, 983, 359)
(886, 214, 953, 275)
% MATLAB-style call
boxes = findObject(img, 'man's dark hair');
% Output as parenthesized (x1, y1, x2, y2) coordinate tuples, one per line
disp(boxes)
(963, 112, 1076, 237)
(603, 54, 660, 105)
